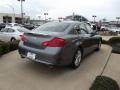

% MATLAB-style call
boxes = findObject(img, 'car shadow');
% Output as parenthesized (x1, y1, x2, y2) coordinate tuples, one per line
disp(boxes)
(20, 60, 73, 78)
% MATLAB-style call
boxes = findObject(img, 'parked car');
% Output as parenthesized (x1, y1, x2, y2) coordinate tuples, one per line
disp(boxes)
(0, 23, 6, 30)
(22, 24, 35, 30)
(18, 21, 102, 69)
(6, 23, 22, 28)
(108, 26, 120, 33)
(100, 25, 109, 31)
(0, 26, 30, 42)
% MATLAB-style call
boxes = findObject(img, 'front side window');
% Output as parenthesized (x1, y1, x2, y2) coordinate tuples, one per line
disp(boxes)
(70, 24, 88, 35)
(85, 24, 93, 33)
(79, 24, 88, 34)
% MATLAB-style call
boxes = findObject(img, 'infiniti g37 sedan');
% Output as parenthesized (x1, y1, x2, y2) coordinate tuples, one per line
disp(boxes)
(18, 21, 102, 69)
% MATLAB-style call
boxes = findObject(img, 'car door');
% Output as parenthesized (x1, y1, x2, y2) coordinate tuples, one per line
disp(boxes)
(85, 24, 98, 49)
(6, 28, 16, 41)
(79, 23, 93, 55)
(0, 28, 9, 42)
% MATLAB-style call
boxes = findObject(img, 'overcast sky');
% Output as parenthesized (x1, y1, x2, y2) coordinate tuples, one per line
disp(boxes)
(0, 0, 119, 21)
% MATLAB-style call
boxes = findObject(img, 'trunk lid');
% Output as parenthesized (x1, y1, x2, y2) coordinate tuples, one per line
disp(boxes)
(23, 32, 64, 49)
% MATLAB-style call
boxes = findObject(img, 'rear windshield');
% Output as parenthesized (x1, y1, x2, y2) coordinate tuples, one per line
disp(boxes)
(34, 22, 70, 32)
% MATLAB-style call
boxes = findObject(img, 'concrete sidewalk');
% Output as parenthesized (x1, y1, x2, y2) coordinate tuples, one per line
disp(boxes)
(103, 53, 120, 86)
(0, 45, 112, 90)
(102, 36, 114, 41)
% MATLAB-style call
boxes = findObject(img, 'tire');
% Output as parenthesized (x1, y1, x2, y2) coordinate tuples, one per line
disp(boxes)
(96, 40, 101, 51)
(11, 38, 16, 42)
(71, 49, 82, 69)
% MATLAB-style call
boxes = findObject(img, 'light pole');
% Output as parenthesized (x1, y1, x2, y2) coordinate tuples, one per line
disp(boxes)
(17, 0, 25, 24)
(92, 15, 97, 23)
(7, 5, 15, 23)
(44, 13, 48, 22)
(116, 17, 120, 25)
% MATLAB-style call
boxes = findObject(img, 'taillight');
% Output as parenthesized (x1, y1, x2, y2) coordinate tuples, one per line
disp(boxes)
(20, 34, 28, 42)
(42, 37, 67, 47)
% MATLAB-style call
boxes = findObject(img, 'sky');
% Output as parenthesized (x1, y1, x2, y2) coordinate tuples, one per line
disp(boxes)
(0, 0, 119, 21)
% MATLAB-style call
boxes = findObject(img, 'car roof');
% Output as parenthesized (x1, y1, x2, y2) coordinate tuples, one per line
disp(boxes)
(54, 20, 82, 24)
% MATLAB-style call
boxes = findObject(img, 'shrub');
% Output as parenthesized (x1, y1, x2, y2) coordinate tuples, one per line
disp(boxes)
(0, 42, 10, 54)
(102, 40, 109, 44)
(112, 43, 120, 54)
(108, 37, 120, 54)
(9, 41, 19, 51)
(0, 40, 19, 56)
(0, 44, 2, 56)
(108, 37, 120, 46)
(90, 76, 119, 90)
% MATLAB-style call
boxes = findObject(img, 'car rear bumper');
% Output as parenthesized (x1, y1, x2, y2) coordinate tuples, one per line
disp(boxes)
(18, 42, 66, 66)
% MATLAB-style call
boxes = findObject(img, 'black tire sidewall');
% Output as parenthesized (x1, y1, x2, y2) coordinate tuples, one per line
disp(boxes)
(11, 38, 16, 42)
(72, 49, 82, 69)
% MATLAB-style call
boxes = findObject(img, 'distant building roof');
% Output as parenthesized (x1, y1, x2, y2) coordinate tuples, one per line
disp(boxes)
(0, 13, 30, 18)
(65, 15, 88, 22)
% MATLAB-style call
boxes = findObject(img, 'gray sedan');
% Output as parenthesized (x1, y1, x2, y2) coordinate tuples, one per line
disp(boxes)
(18, 21, 102, 69)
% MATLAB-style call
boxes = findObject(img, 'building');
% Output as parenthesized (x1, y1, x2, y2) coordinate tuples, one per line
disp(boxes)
(65, 15, 88, 22)
(0, 13, 30, 24)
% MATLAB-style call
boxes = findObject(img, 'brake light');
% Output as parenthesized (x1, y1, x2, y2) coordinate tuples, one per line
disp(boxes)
(20, 35, 28, 42)
(42, 37, 67, 47)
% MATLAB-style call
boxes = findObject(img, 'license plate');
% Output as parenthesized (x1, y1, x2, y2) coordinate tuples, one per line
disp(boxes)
(27, 52, 36, 59)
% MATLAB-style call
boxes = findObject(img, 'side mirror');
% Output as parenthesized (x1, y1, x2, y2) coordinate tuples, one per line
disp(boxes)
(92, 25, 97, 30)
(91, 30, 97, 36)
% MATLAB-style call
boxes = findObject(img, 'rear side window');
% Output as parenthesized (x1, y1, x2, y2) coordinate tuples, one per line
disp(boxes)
(34, 22, 70, 32)
(1, 28, 8, 32)
(8, 28, 15, 32)
(14, 24, 19, 26)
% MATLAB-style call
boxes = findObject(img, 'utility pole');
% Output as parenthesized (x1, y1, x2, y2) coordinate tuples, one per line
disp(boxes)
(7, 5, 15, 23)
(17, 0, 25, 24)
(116, 17, 120, 25)
(72, 12, 75, 20)
(44, 13, 48, 22)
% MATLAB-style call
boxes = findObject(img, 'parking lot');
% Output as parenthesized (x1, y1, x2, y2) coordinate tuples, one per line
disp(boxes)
(0, 45, 112, 90)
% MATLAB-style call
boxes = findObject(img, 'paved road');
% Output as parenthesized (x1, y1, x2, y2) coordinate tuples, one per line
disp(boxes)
(0, 45, 111, 90)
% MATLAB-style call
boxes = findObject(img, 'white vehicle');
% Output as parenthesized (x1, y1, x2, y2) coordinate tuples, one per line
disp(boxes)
(0, 26, 30, 42)
(6, 23, 22, 28)
(101, 25, 109, 31)
(108, 26, 120, 33)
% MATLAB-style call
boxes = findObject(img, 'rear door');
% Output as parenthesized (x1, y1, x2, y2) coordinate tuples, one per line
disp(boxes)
(6, 28, 16, 41)
(0, 28, 9, 42)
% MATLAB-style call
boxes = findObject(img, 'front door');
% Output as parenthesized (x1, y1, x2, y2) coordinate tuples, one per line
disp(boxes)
(79, 23, 93, 55)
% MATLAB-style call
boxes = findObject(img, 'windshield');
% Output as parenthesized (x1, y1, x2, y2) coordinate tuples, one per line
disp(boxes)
(33, 22, 70, 33)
